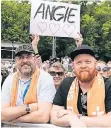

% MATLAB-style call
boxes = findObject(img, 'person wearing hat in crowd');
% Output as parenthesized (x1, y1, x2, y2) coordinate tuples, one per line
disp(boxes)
(1, 44, 56, 123)
(51, 45, 111, 127)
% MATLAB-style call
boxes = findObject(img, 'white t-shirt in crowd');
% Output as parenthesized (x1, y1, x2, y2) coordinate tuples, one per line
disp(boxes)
(1, 70, 56, 105)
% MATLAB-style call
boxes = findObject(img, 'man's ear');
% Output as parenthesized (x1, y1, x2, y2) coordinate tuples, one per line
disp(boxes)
(72, 61, 74, 67)
(14, 58, 17, 62)
(94, 58, 97, 65)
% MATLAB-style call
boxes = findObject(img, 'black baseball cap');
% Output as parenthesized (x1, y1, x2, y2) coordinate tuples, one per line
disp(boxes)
(15, 44, 34, 57)
(70, 45, 95, 60)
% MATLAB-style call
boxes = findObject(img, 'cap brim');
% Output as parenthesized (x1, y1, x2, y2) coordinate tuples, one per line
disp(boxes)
(70, 49, 95, 60)
(15, 51, 34, 57)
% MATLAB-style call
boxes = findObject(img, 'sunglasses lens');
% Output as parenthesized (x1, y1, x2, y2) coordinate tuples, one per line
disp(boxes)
(57, 72, 64, 76)
(102, 67, 108, 72)
(49, 71, 64, 76)
(96, 66, 101, 71)
(49, 72, 56, 76)
(96, 66, 108, 72)
(107, 67, 111, 71)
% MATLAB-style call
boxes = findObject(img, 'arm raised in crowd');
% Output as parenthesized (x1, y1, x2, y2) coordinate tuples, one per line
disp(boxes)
(30, 34, 40, 54)
(74, 32, 83, 47)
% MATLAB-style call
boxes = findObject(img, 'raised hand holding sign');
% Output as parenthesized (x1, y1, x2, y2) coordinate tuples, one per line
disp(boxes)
(74, 33, 83, 47)
(30, 34, 40, 54)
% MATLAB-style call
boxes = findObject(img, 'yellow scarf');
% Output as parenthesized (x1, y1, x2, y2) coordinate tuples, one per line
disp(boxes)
(10, 68, 39, 106)
(67, 73, 106, 116)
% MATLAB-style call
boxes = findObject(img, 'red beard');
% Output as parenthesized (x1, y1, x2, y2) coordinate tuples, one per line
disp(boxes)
(75, 70, 96, 82)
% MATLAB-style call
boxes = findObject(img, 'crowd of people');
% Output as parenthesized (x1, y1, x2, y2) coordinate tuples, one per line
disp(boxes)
(1, 34, 111, 127)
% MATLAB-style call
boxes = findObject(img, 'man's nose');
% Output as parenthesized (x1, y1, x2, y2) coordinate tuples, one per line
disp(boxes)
(81, 62, 87, 68)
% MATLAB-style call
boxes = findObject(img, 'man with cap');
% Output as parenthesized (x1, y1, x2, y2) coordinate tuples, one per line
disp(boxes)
(51, 45, 111, 127)
(1, 44, 56, 123)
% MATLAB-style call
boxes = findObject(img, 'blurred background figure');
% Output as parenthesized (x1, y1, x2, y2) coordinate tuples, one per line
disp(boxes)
(4, 61, 11, 69)
(64, 71, 73, 78)
(61, 56, 69, 72)
(107, 61, 111, 78)
(35, 54, 43, 69)
(1, 67, 9, 87)
(42, 60, 50, 72)
(49, 62, 65, 90)
(96, 60, 108, 78)
(50, 57, 60, 66)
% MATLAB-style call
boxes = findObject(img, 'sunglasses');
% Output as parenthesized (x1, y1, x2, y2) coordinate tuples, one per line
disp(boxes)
(107, 67, 111, 70)
(15, 54, 35, 60)
(96, 66, 109, 72)
(49, 71, 64, 77)
(36, 55, 40, 58)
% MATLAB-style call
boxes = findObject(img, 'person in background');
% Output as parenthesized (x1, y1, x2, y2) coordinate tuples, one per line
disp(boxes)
(62, 56, 69, 72)
(42, 60, 50, 72)
(1, 44, 56, 123)
(107, 61, 111, 78)
(1, 68, 9, 87)
(49, 62, 65, 90)
(96, 60, 108, 78)
(65, 71, 73, 78)
(51, 45, 111, 127)
(35, 54, 43, 69)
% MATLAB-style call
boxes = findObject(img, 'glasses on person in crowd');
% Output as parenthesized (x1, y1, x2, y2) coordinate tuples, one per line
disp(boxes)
(96, 66, 109, 72)
(15, 54, 35, 61)
(49, 71, 64, 77)
(107, 67, 111, 70)
(36, 55, 41, 58)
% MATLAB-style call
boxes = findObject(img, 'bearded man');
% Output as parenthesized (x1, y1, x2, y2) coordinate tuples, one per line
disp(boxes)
(1, 44, 56, 123)
(51, 45, 111, 127)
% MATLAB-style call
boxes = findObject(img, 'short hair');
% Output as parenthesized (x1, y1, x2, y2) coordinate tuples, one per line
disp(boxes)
(107, 61, 111, 65)
(49, 62, 65, 71)
(97, 60, 107, 65)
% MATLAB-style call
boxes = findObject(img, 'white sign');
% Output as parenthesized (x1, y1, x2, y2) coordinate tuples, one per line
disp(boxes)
(30, 1, 80, 38)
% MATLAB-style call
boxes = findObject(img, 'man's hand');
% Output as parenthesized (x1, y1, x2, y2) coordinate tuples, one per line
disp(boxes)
(57, 109, 87, 128)
(57, 109, 69, 118)
(31, 34, 40, 47)
(66, 111, 87, 128)
(74, 33, 83, 47)
(57, 109, 75, 119)
(69, 114, 87, 128)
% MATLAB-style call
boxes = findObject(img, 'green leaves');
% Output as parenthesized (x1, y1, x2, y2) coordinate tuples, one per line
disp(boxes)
(1, 0, 111, 61)
(1, 1, 31, 42)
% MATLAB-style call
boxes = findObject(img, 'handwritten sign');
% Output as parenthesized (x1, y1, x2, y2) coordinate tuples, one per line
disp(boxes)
(30, 1, 80, 38)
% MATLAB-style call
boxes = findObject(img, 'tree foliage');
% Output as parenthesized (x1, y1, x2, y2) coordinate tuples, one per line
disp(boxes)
(1, 0, 31, 42)
(1, 0, 111, 61)
(83, 1, 111, 60)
